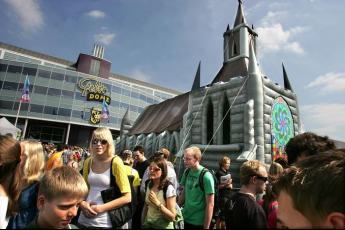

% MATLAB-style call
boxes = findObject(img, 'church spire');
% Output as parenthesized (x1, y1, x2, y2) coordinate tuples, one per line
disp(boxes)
(120, 108, 132, 137)
(191, 61, 201, 91)
(282, 63, 293, 92)
(248, 41, 260, 75)
(234, 0, 246, 27)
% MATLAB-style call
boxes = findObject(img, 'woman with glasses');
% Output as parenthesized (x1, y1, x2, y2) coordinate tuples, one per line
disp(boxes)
(77, 127, 131, 229)
(141, 157, 176, 229)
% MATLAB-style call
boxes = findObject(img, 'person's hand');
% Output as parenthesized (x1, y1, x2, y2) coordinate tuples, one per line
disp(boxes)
(148, 190, 159, 206)
(226, 179, 233, 189)
(90, 203, 104, 214)
(80, 201, 97, 218)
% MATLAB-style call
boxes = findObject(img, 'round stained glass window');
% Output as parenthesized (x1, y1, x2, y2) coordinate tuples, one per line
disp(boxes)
(271, 97, 294, 160)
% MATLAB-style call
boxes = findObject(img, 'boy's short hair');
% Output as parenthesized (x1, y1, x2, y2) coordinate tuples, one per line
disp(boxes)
(184, 146, 202, 161)
(39, 166, 88, 201)
(275, 150, 345, 225)
(240, 160, 265, 185)
(133, 145, 145, 154)
(285, 132, 335, 165)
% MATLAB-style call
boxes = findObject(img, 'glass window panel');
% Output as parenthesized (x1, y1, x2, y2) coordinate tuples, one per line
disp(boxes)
(38, 69, 51, 79)
(74, 91, 84, 101)
(44, 106, 58, 115)
(51, 72, 64, 80)
(130, 105, 138, 113)
(65, 74, 77, 83)
(0, 100, 14, 109)
(72, 110, 83, 118)
(58, 108, 71, 116)
(131, 91, 139, 99)
(7, 65, 22, 74)
(30, 104, 43, 113)
(139, 94, 146, 102)
(147, 97, 154, 104)
(3, 81, 18, 90)
(122, 89, 130, 97)
(33, 85, 47, 95)
(111, 85, 122, 94)
(13, 102, 28, 111)
(47, 88, 61, 96)
(22, 67, 37, 77)
(0, 64, 7, 72)
(61, 90, 74, 98)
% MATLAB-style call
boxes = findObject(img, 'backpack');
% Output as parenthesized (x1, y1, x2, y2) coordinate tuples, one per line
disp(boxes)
(145, 180, 184, 229)
(82, 156, 138, 217)
(184, 167, 220, 219)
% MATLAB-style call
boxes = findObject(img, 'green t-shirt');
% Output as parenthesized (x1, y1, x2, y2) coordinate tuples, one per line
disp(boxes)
(180, 166, 215, 226)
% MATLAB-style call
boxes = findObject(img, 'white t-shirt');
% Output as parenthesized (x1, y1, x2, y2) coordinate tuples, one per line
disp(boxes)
(0, 196, 9, 229)
(78, 167, 112, 228)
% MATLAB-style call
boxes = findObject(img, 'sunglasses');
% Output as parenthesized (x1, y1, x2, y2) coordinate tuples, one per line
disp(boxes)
(254, 175, 268, 182)
(149, 166, 161, 172)
(92, 139, 108, 145)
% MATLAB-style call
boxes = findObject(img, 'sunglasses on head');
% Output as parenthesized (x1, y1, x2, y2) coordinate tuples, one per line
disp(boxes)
(92, 139, 108, 145)
(254, 175, 268, 182)
(149, 166, 161, 172)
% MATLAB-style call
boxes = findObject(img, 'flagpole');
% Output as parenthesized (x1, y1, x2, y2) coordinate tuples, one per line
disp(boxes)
(14, 99, 22, 127)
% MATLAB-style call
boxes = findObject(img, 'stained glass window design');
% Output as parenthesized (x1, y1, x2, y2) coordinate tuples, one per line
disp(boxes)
(271, 97, 294, 161)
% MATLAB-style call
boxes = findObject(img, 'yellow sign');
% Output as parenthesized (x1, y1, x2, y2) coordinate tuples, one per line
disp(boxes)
(87, 93, 111, 104)
(78, 78, 108, 96)
(90, 107, 101, 124)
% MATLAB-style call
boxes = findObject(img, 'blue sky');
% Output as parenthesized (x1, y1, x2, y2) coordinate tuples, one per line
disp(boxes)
(1, 0, 344, 141)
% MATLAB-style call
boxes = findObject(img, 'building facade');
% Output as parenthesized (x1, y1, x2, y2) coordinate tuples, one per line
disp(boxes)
(0, 42, 179, 147)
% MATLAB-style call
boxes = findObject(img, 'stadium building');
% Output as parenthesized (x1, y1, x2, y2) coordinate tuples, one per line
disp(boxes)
(0, 42, 179, 146)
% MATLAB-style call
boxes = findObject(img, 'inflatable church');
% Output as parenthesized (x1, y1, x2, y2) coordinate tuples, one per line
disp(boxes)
(117, 1, 301, 185)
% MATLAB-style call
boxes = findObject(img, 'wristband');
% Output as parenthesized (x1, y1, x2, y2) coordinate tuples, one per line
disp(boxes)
(157, 203, 163, 211)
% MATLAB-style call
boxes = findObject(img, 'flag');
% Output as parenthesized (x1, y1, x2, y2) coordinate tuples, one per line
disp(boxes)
(101, 99, 109, 120)
(20, 75, 30, 102)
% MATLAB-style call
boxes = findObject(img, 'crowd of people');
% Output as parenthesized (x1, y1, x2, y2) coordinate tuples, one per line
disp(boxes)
(0, 129, 344, 229)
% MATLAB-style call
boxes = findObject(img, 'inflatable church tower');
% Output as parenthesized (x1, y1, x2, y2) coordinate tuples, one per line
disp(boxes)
(117, 0, 301, 185)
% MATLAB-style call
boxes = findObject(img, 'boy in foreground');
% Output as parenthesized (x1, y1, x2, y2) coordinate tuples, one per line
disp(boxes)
(26, 166, 88, 229)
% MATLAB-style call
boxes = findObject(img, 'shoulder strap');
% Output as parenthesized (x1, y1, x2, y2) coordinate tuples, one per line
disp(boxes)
(82, 157, 91, 187)
(144, 179, 151, 194)
(199, 168, 208, 191)
(163, 181, 173, 201)
(110, 156, 116, 187)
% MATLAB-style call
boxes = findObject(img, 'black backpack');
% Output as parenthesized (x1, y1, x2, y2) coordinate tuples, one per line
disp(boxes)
(184, 167, 220, 219)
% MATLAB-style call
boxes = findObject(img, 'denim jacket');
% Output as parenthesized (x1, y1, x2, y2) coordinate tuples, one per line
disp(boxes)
(7, 182, 39, 229)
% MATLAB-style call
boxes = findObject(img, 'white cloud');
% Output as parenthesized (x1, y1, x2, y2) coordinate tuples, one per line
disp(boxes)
(256, 23, 305, 55)
(307, 72, 345, 92)
(301, 103, 345, 141)
(94, 33, 116, 45)
(129, 70, 152, 82)
(5, 0, 43, 33)
(86, 10, 106, 19)
(256, 10, 306, 55)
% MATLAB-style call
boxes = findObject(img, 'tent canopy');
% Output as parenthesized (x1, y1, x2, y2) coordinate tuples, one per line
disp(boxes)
(0, 117, 21, 139)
